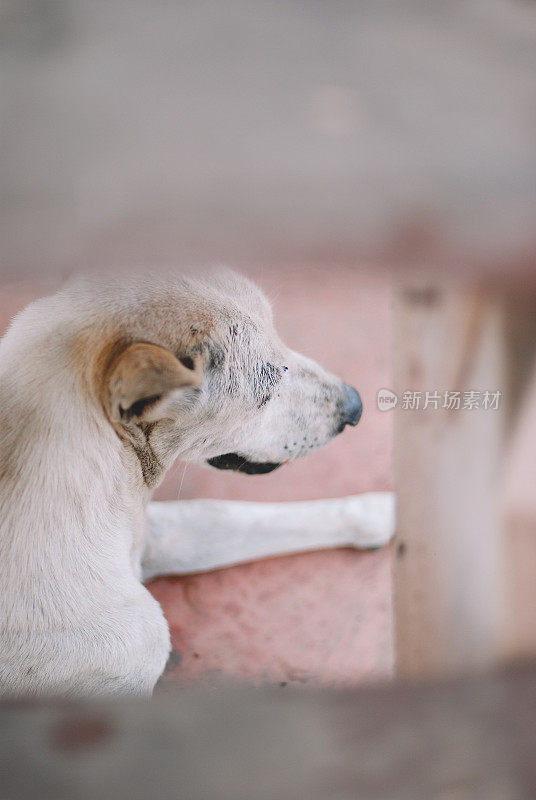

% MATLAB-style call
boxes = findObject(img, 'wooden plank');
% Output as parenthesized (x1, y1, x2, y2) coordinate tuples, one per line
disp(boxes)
(2, 668, 536, 799)
(1, 0, 535, 276)
(393, 278, 507, 678)
(501, 350, 536, 661)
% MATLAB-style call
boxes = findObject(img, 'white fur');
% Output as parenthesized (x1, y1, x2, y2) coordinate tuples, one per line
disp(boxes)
(143, 493, 395, 580)
(0, 270, 394, 697)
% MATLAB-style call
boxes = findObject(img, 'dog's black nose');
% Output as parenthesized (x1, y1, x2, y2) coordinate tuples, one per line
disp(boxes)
(341, 384, 363, 427)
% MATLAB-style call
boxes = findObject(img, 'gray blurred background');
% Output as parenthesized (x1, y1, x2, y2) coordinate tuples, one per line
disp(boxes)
(2, 0, 536, 277)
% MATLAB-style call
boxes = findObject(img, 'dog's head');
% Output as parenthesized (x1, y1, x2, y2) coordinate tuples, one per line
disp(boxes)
(91, 269, 362, 486)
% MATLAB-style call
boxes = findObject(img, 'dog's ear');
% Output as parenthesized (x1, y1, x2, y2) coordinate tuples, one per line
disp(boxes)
(105, 342, 202, 425)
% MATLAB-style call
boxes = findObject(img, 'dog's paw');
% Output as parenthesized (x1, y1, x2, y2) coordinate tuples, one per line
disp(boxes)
(340, 492, 396, 550)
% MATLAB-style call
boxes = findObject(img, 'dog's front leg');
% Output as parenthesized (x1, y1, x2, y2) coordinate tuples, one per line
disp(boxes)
(141, 493, 395, 581)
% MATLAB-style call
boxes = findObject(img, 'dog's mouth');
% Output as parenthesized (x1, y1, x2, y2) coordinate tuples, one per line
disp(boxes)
(207, 453, 282, 475)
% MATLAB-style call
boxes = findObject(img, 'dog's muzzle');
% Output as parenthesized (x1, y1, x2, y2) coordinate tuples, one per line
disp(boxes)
(207, 453, 281, 475)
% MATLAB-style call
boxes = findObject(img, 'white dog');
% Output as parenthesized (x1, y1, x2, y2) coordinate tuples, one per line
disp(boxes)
(0, 269, 394, 697)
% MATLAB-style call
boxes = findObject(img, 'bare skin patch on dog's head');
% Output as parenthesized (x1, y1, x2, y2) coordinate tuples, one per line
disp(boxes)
(251, 362, 284, 408)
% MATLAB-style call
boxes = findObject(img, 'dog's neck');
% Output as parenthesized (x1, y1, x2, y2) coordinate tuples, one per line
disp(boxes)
(0, 330, 149, 620)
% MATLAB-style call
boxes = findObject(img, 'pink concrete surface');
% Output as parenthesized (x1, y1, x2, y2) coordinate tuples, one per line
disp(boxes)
(0, 266, 394, 688)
